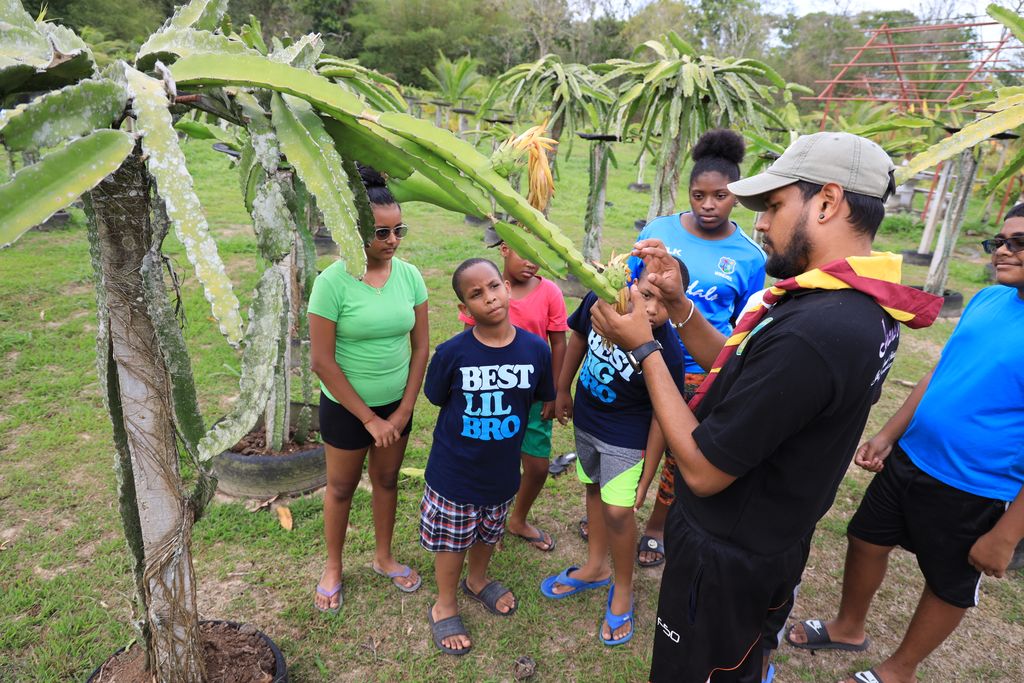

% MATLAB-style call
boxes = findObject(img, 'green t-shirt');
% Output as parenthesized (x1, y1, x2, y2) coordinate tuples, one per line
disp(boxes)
(307, 257, 428, 407)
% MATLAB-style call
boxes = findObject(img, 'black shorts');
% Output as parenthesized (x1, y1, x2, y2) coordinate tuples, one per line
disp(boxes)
(847, 444, 1006, 609)
(318, 392, 412, 450)
(650, 507, 807, 683)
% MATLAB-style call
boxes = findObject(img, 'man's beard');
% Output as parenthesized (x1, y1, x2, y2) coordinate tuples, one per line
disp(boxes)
(765, 211, 812, 279)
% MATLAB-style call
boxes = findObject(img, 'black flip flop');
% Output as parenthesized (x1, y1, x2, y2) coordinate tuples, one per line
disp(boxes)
(427, 604, 472, 656)
(460, 578, 517, 617)
(578, 517, 588, 542)
(636, 534, 665, 567)
(785, 619, 870, 652)
(850, 669, 885, 683)
(548, 452, 577, 476)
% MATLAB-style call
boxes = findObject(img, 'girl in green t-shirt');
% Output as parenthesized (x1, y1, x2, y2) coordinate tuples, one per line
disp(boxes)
(308, 167, 430, 613)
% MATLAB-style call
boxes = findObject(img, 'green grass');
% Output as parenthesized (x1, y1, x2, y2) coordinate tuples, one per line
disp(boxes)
(1, 140, 1022, 682)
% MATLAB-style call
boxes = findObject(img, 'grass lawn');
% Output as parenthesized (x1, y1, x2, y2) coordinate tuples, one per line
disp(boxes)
(1, 139, 1021, 682)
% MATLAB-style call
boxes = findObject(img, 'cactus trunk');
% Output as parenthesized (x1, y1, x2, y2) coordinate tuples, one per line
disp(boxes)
(89, 146, 204, 682)
(582, 140, 609, 264)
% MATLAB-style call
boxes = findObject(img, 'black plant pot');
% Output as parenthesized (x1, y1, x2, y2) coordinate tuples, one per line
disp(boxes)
(901, 249, 934, 267)
(87, 620, 287, 682)
(911, 286, 963, 318)
(213, 402, 325, 498)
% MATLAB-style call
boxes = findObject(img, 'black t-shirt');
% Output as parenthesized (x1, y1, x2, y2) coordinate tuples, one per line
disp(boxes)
(675, 288, 901, 555)
(567, 292, 688, 449)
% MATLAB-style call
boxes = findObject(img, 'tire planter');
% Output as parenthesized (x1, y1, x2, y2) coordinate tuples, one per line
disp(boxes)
(901, 249, 934, 267)
(87, 620, 287, 683)
(213, 402, 325, 499)
(911, 286, 963, 318)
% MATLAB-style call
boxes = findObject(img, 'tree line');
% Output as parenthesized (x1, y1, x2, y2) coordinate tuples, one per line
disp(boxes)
(37, 0, 986, 105)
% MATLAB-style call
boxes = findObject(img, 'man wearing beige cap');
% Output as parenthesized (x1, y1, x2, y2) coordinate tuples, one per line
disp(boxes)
(590, 132, 942, 682)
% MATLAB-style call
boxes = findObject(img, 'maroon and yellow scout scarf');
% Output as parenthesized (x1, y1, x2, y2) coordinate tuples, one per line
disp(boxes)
(687, 252, 943, 411)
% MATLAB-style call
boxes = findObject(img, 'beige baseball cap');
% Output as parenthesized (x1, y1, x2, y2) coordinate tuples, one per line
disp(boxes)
(728, 132, 896, 211)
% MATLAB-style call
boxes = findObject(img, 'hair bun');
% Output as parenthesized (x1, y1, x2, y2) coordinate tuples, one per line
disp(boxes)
(357, 164, 387, 188)
(691, 128, 745, 165)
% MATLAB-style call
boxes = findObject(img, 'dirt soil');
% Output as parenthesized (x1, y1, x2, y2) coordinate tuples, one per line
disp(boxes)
(93, 621, 276, 682)
(230, 426, 320, 456)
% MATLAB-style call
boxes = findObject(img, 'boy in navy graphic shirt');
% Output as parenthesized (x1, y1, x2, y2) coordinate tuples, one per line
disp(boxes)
(545, 263, 689, 646)
(421, 258, 555, 656)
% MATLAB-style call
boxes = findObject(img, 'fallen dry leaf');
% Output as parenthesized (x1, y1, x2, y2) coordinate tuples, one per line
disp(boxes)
(245, 494, 279, 513)
(276, 505, 293, 531)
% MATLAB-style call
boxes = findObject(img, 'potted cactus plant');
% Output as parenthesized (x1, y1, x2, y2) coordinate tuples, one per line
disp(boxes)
(1, 0, 635, 677)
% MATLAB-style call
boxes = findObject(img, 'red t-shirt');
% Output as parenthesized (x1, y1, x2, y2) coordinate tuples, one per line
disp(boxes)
(459, 276, 568, 342)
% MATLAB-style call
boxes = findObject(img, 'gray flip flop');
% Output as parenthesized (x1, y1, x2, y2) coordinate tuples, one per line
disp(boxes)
(460, 578, 517, 617)
(373, 563, 422, 593)
(427, 604, 472, 656)
(785, 619, 870, 652)
(314, 582, 343, 615)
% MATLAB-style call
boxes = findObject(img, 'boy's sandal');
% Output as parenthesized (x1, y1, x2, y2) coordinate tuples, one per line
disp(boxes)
(427, 605, 472, 656)
(460, 578, 517, 617)
(510, 528, 556, 552)
(848, 669, 886, 683)
(372, 563, 422, 593)
(314, 582, 343, 615)
(578, 517, 589, 542)
(600, 584, 634, 647)
(548, 452, 577, 476)
(784, 620, 870, 652)
(636, 534, 666, 567)
(763, 663, 775, 683)
(540, 566, 611, 599)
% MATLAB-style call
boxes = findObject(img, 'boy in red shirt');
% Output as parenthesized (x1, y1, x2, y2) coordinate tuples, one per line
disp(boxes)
(460, 232, 568, 551)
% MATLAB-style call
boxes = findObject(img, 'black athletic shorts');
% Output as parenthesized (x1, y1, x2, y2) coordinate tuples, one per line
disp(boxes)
(847, 444, 1006, 609)
(650, 507, 807, 683)
(318, 391, 412, 450)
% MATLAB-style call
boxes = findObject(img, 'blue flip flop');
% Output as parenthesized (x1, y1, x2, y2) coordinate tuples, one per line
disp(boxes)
(763, 663, 775, 683)
(600, 584, 634, 646)
(540, 566, 612, 599)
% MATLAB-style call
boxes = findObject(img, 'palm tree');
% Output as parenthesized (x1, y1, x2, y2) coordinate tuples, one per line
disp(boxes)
(421, 51, 484, 130)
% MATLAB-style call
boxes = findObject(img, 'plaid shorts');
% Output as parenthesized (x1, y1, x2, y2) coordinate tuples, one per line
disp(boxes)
(419, 483, 513, 553)
(656, 373, 706, 506)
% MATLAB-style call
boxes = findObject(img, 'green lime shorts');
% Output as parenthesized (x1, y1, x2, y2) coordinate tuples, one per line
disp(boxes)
(574, 426, 643, 508)
(521, 401, 553, 459)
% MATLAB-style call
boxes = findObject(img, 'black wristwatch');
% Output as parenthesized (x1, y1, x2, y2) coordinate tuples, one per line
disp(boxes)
(625, 340, 663, 374)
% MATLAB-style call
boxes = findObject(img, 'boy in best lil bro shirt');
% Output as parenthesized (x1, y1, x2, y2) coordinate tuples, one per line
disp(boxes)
(421, 258, 554, 657)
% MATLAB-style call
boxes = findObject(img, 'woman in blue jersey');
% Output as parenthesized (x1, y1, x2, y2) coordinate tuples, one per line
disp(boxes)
(630, 128, 766, 566)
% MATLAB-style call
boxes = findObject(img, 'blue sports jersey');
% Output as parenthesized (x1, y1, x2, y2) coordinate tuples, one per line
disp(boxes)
(629, 213, 766, 372)
(900, 286, 1024, 501)
(567, 293, 687, 450)
(423, 327, 555, 505)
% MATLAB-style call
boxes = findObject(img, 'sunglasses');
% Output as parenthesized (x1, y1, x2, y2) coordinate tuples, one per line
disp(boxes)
(981, 235, 1024, 254)
(373, 224, 409, 241)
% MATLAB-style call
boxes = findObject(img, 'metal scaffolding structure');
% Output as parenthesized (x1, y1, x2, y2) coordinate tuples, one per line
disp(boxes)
(808, 17, 1024, 123)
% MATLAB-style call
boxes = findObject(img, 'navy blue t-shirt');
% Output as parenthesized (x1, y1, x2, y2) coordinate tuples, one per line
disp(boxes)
(424, 327, 555, 505)
(568, 292, 687, 449)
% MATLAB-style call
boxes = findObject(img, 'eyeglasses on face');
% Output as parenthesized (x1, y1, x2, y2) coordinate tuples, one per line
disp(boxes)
(373, 224, 409, 241)
(981, 235, 1024, 254)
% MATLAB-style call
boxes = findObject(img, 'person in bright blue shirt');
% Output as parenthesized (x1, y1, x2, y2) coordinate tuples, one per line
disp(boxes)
(785, 206, 1024, 683)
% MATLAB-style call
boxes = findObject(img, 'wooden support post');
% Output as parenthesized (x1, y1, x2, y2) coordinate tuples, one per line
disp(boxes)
(919, 161, 953, 254)
(925, 148, 979, 296)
